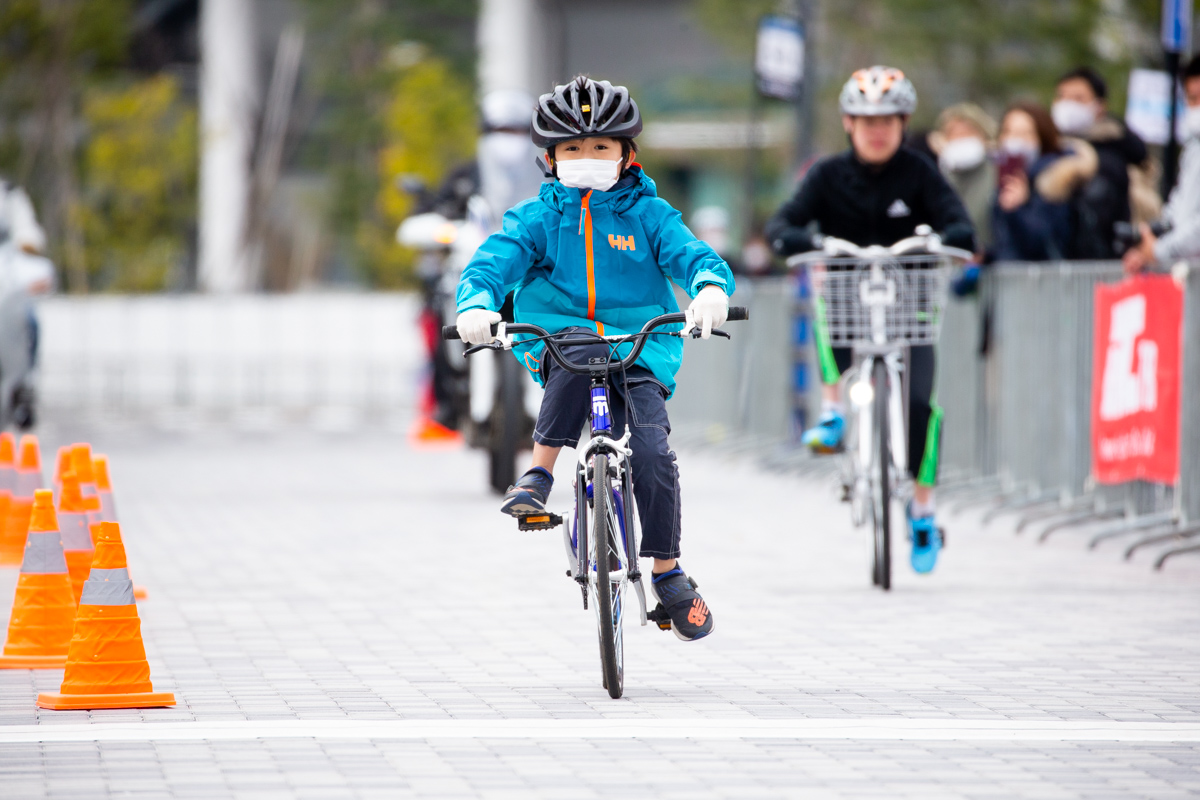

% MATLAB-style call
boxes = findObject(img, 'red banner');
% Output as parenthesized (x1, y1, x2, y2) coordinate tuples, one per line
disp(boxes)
(1091, 274, 1183, 485)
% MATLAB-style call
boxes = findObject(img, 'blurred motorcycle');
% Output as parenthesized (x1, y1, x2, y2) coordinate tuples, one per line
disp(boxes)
(398, 184, 536, 493)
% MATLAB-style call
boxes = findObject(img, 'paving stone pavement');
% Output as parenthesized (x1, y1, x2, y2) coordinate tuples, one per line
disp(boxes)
(0, 424, 1198, 799)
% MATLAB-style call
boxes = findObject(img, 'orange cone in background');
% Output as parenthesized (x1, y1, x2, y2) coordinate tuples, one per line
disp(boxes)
(58, 472, 98, 604)
(69, 444, 99, 512)
(0, 490, 75, 668)
(51, 446, 70, 506)
(0, 436, 43, 566)
(91, 455, 147, 600)
(92, 456, 118, 523)
(0, 434, 16, 564)
(37, 522, 175, 709)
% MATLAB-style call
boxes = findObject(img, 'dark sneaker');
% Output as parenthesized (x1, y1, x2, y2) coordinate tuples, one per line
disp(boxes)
(500, 467, 554, 517)
(649, 566, 714, 641)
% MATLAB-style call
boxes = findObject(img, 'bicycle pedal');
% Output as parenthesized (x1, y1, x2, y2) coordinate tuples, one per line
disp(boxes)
(517, 512, 563, 531)
(647, 603, 672, 631)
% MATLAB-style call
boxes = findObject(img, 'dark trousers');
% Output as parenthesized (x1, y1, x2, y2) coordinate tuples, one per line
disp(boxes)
(532, 329, 681, 559)
(834, 344, 939, 486)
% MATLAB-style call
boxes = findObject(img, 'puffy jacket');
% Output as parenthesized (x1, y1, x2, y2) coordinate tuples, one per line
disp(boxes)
(765, 148, 977, 255)
(1069, 116, 1150, 258)
(456, 166, 735, 396)
(991, 139, 1099, 262)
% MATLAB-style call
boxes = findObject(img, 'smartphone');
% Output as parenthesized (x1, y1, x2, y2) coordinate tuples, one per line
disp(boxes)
(996, 152, 1026, 184)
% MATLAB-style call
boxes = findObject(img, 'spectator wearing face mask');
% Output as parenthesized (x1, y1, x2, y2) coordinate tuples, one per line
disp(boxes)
(1124, 55, 1200, 273)
(928, 104, 998, 253)
(1052, 66, 1154, 258)
(991, 102, 1098, 262)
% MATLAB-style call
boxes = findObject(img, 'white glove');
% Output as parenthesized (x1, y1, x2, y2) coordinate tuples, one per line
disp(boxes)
(456, 308, 503, 346)
(685, 284, 729, 340)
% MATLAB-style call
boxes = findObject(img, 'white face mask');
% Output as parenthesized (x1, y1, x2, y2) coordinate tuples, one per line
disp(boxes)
(939, 137, 987, 172)
(999, 137, 1040, 165)
(1051, 100, 1096, 135)
(1185, 106, 1200, 140)
(555, 158, 621, 191)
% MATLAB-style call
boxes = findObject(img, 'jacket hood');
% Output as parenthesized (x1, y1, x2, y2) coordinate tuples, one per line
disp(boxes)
(537, 165, 657, 214)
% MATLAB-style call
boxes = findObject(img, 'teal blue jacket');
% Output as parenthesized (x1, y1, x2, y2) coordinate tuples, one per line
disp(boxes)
(455, 166, 735, 396)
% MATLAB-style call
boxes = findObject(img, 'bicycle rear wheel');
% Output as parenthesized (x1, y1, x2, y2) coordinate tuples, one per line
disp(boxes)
(872, 359, 892, 591)
(591, 453, 624, 698)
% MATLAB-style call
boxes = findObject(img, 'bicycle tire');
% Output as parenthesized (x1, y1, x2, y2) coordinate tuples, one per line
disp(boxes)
(873, 359, 892, 591)
(488, 353, 521, 494)
(592, 453, 623, 698)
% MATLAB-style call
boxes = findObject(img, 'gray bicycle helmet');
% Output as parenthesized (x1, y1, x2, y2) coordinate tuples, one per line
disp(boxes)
(531, 76, 642, 148)
(839, 66, 917, 116)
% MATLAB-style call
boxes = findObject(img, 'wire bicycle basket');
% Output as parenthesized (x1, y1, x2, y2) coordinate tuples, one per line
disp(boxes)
(810, 254, 954, 347)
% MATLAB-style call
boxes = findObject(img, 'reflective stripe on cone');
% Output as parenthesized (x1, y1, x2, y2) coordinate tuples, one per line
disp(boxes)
(37, 522, 174, 709)
(0, 490, 75, 669)
(0, 436, 43, 567)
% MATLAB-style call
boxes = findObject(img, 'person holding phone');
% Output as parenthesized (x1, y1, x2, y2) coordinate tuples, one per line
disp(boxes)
(991, 102, 1098, 262)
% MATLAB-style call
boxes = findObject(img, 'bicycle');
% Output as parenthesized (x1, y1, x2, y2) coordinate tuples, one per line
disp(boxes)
(443, 307, 748, 697)
(787, 226, 970, 590)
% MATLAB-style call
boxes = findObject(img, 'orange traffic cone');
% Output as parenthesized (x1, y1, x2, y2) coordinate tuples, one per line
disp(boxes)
(92, 456, 118, 524)
(58, 472, 98, 605)
(51, 446, 70, 506)
(0, 433, 16, 564)
(37, 522, 175, 710)
(0, 490, 76, 668)
(0, 436, 43, 566)
(89, 455, 147, 600)
(69, 444, 100, 510)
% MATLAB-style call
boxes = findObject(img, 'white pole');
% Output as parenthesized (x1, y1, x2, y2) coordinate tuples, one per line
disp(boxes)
(199, 0, 259, 293)
(477, 0, 541, 96)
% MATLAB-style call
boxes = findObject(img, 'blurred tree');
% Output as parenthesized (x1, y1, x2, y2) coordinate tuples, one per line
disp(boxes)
(295, 0, 476, 288)
(81, 75, 197, 291)
(372, 57, 476, 287)
(0, 0, 132, 292)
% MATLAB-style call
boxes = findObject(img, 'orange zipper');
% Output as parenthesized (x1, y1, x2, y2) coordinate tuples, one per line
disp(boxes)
(581, 191, 602, 333)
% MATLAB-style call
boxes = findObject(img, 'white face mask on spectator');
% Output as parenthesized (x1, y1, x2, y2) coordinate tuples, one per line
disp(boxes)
(556, 159, 621, 191)
(939, 137, 987, 172)
(1186, 106, 1200, 140)
(1000, 137, 1040, 165)
(1051, 100, 1096, 135)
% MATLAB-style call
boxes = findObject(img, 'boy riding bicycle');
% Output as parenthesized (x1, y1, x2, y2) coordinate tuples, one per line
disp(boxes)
(765, 67, 976, 574)
(454, 76, 735, 640)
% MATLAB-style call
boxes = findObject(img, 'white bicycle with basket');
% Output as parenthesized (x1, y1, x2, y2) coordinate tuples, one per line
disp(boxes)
(788, 225, 972, 590)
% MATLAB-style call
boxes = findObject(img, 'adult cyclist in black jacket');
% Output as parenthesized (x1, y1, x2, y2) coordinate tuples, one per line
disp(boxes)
(765, 66, 976, 575)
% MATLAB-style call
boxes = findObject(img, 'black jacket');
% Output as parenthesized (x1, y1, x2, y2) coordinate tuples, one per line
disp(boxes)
(765, 148, 977, 255)
(1069, 116, 1148, 259)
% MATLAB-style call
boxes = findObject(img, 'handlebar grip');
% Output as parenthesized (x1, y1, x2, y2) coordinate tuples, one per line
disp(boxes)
(727, 306, 749, 322)
(441, 326, 460, 340)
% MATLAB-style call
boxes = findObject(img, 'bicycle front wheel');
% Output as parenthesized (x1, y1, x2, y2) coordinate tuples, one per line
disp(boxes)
(872, 359, 892, 591)
(591, 453, 624, 698)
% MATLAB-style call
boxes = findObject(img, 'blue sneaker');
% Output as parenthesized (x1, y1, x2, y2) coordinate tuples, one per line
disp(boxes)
(907, 502, 942, 574)
(801, 409, 845, 453)
(501, 467, 553, 516)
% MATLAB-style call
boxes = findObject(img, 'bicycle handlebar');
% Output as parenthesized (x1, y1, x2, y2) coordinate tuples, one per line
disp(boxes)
(441, 306, 749, 375)
(784, 233, 974, 269)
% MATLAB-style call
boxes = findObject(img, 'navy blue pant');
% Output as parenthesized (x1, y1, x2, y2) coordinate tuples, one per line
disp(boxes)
(532, 328, 682, 560)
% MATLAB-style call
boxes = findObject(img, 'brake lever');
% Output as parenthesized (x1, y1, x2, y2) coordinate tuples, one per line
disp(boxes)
(463, 342, 502, 357)
(688, 328, 732, 340)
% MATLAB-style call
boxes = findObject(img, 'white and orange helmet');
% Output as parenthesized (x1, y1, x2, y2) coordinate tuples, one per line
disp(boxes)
(839, 66, 917, 116)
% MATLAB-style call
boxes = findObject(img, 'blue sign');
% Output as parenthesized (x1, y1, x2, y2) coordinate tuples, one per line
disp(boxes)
(1162, 0, 1193, 53)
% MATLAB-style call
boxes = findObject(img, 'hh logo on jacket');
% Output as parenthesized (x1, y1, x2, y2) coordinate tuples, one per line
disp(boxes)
(608, 234, 636, 251)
